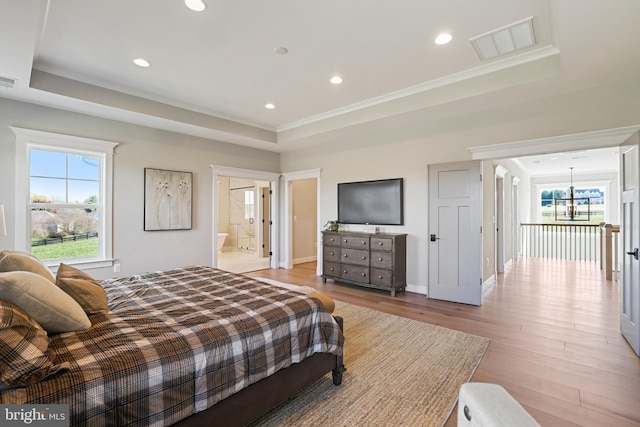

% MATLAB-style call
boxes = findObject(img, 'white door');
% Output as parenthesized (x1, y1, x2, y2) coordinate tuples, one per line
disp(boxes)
(620, 134, 640, 356)
(496, 175, 505, 273)
(261, 186, 271, 258)
(428, 161, 483, 305)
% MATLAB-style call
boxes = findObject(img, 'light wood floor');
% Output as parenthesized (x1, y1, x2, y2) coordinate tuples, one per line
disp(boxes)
(248, 257, 640, 427)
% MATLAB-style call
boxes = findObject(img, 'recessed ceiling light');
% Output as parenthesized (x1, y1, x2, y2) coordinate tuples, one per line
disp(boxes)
(265, 103, 276, 110)
(275, 46, 289, 55)
(434, 33, 453, 45)
(330, 76, 343, 85)
(185, 0, 206, 12)
(133, 58, 150, 68)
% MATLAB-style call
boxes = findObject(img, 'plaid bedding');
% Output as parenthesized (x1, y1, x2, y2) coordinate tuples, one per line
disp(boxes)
(0, 266, 344, 426)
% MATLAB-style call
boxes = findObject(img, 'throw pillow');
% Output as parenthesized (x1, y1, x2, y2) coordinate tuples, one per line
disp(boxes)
(0, 251, 56, 284)
(0, 271, 91, 334)
(0, 300, 69, 387)
(56, 263, 109, 315)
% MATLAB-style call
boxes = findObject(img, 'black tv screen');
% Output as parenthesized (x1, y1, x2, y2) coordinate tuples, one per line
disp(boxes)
(338, 178, 404, 225)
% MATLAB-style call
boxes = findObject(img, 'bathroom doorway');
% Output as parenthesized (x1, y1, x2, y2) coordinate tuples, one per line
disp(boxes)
(211, 166, 279, 274)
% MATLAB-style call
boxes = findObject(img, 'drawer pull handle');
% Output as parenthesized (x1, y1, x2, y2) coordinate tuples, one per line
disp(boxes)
(361, 273, 366, 277)
(330, 268, 334, 271)
(343, 239, 348, 243)
(362, 241, 366, 245)
(378, 257, 383, 261)
(378, 242, 383, 245)
(378, 275, 383, 279)
(343, 270, 348, 274)
(330, 238, 335, 242)
(344, 254, 348, 258)
(330, 252, 335, 256)
(362, 256, 366, 260)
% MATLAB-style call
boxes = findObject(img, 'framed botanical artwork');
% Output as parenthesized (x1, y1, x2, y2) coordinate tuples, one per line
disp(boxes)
(144, 168, 192, 231)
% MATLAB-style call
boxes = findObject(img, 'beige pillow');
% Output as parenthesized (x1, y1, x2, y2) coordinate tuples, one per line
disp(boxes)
(0, 300, 69, 387)
(0, 249, 16, 262)
(309, 291, 336, 314)
(0, 271, 91, 334)
(56, 263, 109, 315)
(0, 252, 56, 284)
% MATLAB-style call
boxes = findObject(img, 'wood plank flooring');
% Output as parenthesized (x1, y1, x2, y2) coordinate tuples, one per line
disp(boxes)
(248, 257, 640, 426)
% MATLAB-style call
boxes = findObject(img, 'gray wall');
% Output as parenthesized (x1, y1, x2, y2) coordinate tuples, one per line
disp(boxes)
(1, 76, 636, 295)
(0, 98, 280, 279)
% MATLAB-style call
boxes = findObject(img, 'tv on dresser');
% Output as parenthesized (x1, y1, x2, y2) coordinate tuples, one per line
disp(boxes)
(337, 178, 403, 226)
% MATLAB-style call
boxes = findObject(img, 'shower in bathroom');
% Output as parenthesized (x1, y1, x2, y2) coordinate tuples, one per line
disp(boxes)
(216, 176, 271, 273)
(230, 184, 256, 251)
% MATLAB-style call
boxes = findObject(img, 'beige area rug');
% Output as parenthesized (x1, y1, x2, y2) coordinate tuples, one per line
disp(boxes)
(252, 301, 490, 427)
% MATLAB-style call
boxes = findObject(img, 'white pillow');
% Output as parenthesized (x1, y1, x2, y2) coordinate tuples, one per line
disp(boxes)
(0, 271, 91, 333)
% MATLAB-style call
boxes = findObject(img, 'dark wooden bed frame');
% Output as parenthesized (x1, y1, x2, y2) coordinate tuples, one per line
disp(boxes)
(174, 316, 346, 427)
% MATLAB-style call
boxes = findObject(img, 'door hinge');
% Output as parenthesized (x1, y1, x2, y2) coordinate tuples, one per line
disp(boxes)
(480, 226, 482, 234)
(480, 174, 483, 182)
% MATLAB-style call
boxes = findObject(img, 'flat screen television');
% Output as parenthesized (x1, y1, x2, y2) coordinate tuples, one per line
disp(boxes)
(337, 178, 403, 225)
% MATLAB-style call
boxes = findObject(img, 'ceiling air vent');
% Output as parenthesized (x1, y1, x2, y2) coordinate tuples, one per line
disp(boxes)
(469, 17, 536, 61)
(0, 75, 16, 88)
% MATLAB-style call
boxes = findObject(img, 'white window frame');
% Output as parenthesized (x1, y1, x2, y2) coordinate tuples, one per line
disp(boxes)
(11, 127, 118, 270)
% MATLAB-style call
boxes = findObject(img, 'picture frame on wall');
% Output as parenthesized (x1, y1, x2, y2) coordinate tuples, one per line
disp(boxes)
(144, 168, 192, 231)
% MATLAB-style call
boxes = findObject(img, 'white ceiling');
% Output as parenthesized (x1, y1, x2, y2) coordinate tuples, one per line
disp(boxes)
(513, 146, 619, 178)
(1, 0, 639, 175)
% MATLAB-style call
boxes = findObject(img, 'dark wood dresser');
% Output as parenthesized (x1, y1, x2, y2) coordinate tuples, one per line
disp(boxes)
(322, 231, 407, 296)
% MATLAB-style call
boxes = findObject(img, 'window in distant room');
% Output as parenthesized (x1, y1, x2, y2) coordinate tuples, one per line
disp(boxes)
(539, 186, 606, 224)
(12, 127, 118, 269)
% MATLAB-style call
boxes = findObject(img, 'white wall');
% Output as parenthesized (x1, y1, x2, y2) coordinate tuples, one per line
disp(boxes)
(1, 80, 636, 295)
(280, 134, 476, 295)
(0, 98, 280, 279)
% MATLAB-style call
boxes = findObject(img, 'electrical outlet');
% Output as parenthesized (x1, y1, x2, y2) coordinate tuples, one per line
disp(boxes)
(113, 263, 120, 273)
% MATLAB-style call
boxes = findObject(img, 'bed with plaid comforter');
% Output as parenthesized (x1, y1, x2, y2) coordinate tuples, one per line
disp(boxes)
(0, 265, 344, 426)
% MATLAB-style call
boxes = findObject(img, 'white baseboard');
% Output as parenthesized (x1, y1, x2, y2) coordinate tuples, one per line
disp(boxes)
(482, 274, 496, 293)
(406, 283, 427, 296)
(504, 258, 513, 271)
(293, 256, 317, 265)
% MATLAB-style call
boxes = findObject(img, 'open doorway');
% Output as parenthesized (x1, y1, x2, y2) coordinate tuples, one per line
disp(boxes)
(211, 166, 280, 273)
(282, 169, 321, 273)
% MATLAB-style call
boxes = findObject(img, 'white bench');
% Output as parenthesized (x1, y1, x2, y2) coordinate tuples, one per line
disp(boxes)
(458, 383, 540, 427)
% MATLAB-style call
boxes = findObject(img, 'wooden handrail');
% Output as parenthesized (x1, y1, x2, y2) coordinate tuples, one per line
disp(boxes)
(520, 223, 600, 228)
(600, 223, 620, 280)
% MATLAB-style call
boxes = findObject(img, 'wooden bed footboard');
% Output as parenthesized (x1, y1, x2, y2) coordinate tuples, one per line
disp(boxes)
(174, 316, 346, 427)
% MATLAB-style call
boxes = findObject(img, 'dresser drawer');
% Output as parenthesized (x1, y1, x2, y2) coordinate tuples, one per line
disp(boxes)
(341, 248, 370, 267)
(370, 268, 393, 287)
(323, 262, 341, 278)
(341, 235, 370, 250)
(370, 251, 393, 269)
(371, 237, 393, 251)
(341, 265, 369, 283)
(323, 246, 341, 263)
(323, 233, 341, 247)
